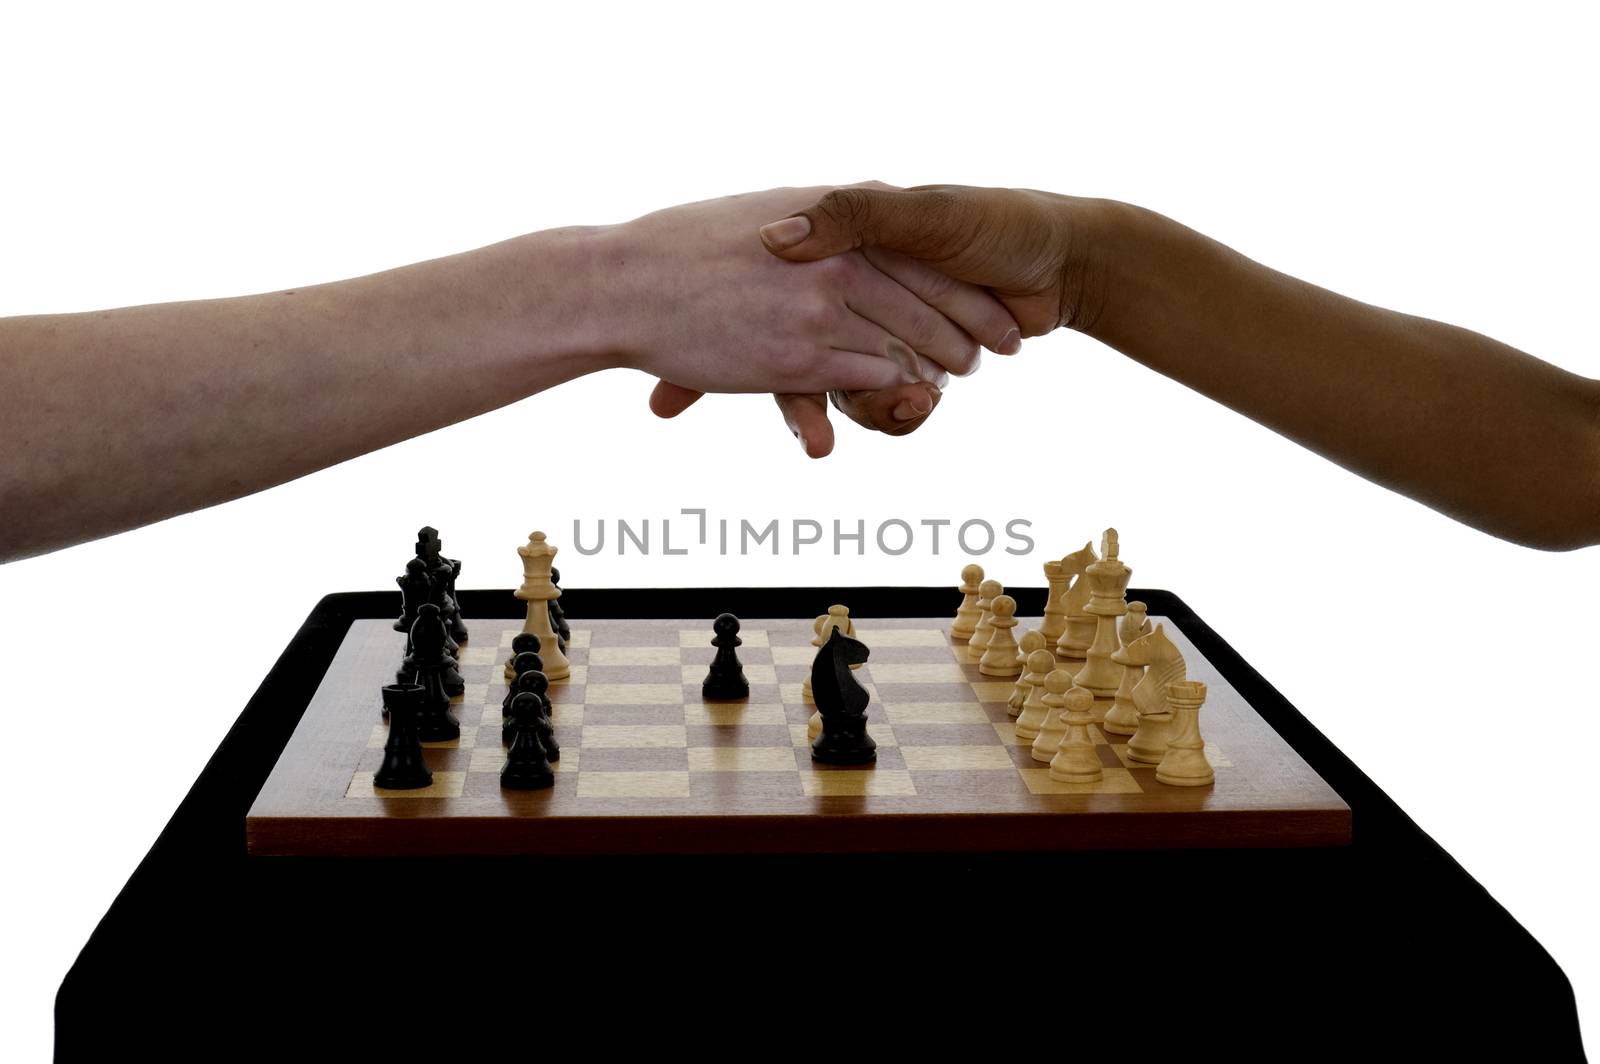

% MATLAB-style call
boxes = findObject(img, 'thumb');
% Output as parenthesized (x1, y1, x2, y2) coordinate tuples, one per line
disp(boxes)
(759, 187, 946, 262)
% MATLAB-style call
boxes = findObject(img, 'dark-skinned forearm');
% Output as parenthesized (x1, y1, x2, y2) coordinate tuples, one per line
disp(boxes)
(1083, 201, 1600, 550)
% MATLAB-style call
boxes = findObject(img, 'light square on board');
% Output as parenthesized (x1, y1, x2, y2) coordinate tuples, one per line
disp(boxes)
(578, 771, 692, 799)
(900, 746, 1018, 772)
(584, 683, 687, 705)
(685, 703, 787, 726)
(580, 725, 688, 749)
(800, 769, 916, 797)
(589, 646, 683, 667)
(687, 747, 799, 773)
(868, 663, 971, 685)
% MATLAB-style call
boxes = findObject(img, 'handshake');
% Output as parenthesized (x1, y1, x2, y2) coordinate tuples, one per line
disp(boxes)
(611, 183, 1111, 457)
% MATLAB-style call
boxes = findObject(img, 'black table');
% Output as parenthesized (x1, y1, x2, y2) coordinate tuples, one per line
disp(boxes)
(56, 588, 1587, 1060)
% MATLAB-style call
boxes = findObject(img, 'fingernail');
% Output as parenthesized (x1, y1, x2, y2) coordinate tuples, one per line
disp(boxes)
(759, 215, 811, 250)
(892, 394, 931, 422)
(998, 328, 1021, 355)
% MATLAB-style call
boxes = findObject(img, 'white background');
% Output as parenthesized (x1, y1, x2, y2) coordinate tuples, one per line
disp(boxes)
(2, 1, 1595, 1056)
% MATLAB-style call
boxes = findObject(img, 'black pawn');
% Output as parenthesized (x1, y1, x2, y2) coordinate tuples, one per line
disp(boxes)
(406, 604, 461, 743)
(501, 651, 545, 716)
(548, 566, 571, 650)
(503, 675, 559, 761)
(501, 694, 555, 790)
(375, 684, 432, 789)
(702, 612, 750, 700)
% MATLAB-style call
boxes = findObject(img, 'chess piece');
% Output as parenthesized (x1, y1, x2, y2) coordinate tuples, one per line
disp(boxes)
(502, 664, 548, 743)
(1030, 672, 1071, 763)
(1039, 559, 1069, 646)
(501, 695, 556, 791)
(951, 563, 985, 642)
(1008, 630, 1048, 715)
(1157, 681, 1214, 787)
(1102, 600, 1152, 736)
(1073, 529, 1131, 722)
(801, 613, 828, 703)
(809, 627, 877, 765)
(504, 688, 559, 762)
(416, 526, 468, 646)
(1054, 541, 1098, 668)
(968, 579, 1003, 656)
(978, 595, 1023, 677)
(702, 613, 751, 700)
(374, 684, 432, 789)
(405, 604, 461, 742)
(547, 566, 571, 651)
(1048, 683, 1102, 783)
(513, 532, 571, 681)
(1013, 649, 1057, 741)
(1118, 623, 1187, 765)
(394, 559, 432, 647)
(502, 632, 541, 681)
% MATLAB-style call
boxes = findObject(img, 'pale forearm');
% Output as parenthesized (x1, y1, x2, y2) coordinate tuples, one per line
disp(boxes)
(1086, 201, 1600, 550)
(0, 227, 617, 562)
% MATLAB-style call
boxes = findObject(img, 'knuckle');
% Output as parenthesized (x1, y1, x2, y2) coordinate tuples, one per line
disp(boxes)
(816, 189, 874, 240)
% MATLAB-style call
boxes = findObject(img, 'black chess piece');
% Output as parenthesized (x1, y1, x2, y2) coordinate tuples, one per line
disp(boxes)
(394, 559, 433, 649)
(501, 655, 545, 728)
(416, 526, 467, 652)
(508, 688, 566, 764)
(501, 650, 545, 715)
(510, 632, 541, 659)
(442, 554, 469, 646)
(405, 604, 461, 742)
(701, 612, 750, 700)
(502, 673, 558, 760)
(548, 566, 570, 651)
(374, 684, 432, 789)
(809, 627, 876, 765)
(501, 694, 555, 790)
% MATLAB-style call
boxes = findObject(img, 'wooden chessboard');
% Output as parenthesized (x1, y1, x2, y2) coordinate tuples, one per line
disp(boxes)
(246, 606, 1350, 856)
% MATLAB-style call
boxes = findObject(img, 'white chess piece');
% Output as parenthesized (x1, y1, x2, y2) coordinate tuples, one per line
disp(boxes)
(511, 531, 570, 681)
(1053, 541, 1097, 668)
(1073, 529, 1130, 708)
(1101, 600, 1152, 736)
(1119, 623, 1187, 765)
(1156, 681, 1214, 786)
(1049, 683, 1102, 783)
(952, 563, 984, 642)
(1013, 649, 1057, 741)
(978, 595, 1023, 677)
(968, 579, 1002, 656)
(1008, 630, 1047, 716)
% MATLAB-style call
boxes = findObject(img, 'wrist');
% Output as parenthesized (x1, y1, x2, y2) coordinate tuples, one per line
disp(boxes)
(1067, 197, 1199, 349)
(497, 224, 637, 386)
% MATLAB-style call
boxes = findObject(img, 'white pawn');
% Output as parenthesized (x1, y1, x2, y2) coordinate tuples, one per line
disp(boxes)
(979, 595, 1022, 677)
(1156, 680, 1215, 787)
(800, 613, 828, 703)
(1049, 684, 1102, 783)
(1008, 630, 1047, 716)
(967, 579, 1002, 656)
(1030, 676, 1072, 763)
(951, 563, 984, 642)
(1013, 649, 1057, 741)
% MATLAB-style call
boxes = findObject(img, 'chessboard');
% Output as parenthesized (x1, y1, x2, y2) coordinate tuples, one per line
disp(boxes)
(246, 604, 1350, 856)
